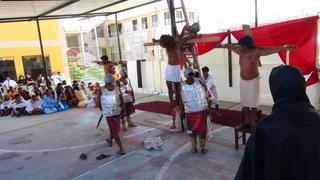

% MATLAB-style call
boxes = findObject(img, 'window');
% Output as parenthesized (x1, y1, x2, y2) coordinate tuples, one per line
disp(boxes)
(164, 12, 171, 25)
(91, 29, 95, 40)
(66, 35, 79, 48)
(97, 25, 104, 38)
(0, 57, 16, 81)
(117, 23, 122, 34)
(132, 20, 138, 31)
(189, 12, 195, 24)
(141, 17, 148, 29)
(22, 55, 51, 78)
(152, 14, 158, 28)
(108, 25, 112, 37)
(176, 11, 183, 23)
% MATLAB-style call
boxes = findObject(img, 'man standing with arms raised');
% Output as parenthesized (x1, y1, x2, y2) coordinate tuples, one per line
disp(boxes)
(218, 36, 296, 128)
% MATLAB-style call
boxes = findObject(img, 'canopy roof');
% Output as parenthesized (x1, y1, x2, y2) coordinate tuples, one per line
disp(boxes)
(0, 0, 161, 23)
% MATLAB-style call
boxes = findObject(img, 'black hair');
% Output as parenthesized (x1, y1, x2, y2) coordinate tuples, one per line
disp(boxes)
(238, 35, 255, 49)
(202, 66, 209, 72)
(159, 35, 176, 49)
(100, 55, 108, 61)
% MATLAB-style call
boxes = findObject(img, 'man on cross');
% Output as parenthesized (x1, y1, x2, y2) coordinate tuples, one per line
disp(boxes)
(218, 36, 296, 128)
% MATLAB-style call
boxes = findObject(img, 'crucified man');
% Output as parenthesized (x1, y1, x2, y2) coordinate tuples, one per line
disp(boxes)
(217, 36, 297, 128)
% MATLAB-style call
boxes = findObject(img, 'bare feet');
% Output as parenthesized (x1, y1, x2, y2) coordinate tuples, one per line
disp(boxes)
(116, 149, 126, 155)
(106, 138, 112, 147)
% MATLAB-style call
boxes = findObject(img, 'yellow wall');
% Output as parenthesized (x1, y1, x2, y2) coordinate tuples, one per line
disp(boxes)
(0, 20, 60, 41)
(0, 20, 67, 79)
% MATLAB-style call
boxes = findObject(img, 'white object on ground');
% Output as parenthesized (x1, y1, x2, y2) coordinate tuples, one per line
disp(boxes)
(144, 137, 164, 151)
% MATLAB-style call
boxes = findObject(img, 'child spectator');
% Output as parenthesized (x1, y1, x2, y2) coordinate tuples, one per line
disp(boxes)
(12, 94, 27, 117)
(0, 94, 13, 116)
(65, 86, 78, 108)
(25, 95, 43, 115)
(42, 89, 58, 114)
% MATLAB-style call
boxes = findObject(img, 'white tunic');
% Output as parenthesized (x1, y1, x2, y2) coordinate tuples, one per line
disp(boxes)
(26, 100, 43, 114)
(120, 80, 133, 103)
(0, 100, 12, 110)
(204, 74, 219, 105)
(181, 80, 208, 113)
(100, 87, 121, 117)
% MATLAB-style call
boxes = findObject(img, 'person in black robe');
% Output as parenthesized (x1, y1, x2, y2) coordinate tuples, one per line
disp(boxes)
(235, 65, 320, 180)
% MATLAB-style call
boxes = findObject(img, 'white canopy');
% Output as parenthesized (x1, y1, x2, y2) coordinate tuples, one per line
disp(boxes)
(0, 0, 161, 22)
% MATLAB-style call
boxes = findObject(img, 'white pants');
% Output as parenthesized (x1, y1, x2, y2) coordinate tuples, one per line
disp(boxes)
(240, 77, 260, 108)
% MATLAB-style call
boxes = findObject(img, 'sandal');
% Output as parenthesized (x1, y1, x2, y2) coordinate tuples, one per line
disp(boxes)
(106, 138, 112, 147)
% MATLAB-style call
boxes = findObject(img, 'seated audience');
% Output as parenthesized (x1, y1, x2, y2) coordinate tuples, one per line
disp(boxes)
(17, 75, 26, 86)
(74, 89, 88, 108)
(86, 84, 97, 108)
(25, 95, 43, 115)
(3, 76, 17, 90)
(0, 94, 13, 116)
(8, 87, 18, 100)
(12, 94, 27, 117)
(56, 83, 69, 111)
(65, 86, 78, 108)
(18, 87, 30, 100)
(42, 89, 58, 114)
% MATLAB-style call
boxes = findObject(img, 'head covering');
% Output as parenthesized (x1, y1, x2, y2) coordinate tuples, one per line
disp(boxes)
(184, 67, 195, 78)
(119, 69, 128, 79)
(104, 73, 115, 84)
(269, 65, 309, 106)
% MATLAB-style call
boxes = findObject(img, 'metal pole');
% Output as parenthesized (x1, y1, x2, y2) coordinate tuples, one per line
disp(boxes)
(115, 13, 122, 63)
(36, 19, 49, 81)
(94, 27, 100, 59)
(255, 0, 258, 27)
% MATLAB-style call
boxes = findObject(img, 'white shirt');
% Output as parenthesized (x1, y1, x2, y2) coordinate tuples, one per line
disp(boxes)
(58, 74, 66, 81)
(3, 79, 17, 89)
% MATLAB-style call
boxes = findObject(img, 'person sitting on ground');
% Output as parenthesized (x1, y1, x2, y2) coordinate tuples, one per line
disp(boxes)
(65, 86, 78, 108)
(202, 66, 220, 115)
(18, 86, 30, 101)
(17, 75, 26, 86)
(36, 74, 45, 87)
(74, 88, 88, 108)
(96, 74, 126, 155)
(86, 84, 97, 108)
(33, 86, 43, 99)
(235, 65, 320, 180)
(180, 67, 212, 154)
(3, 76, 17, 90)
(118, 69, 137, 131)
(95, 82, 100, 89)
(12, 94, 27, 117)
(25, 95, 43, 115)
(0, 94, 13, 116)
(42, 89, 58, 114)
(72, 80, 79, 90)
(8, 86, 17, 100)
(55, 83, 69, 112)
(57, 72, 66, 85)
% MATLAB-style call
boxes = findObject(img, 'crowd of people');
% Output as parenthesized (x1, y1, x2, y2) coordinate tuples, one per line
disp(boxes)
(0, 72, 100, 117)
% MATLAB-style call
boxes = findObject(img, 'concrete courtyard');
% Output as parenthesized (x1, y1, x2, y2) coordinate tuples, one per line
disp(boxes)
(0, 93, 272, 180)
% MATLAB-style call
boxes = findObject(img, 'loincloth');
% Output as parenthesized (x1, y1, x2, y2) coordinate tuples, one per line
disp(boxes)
(165, 65, 181, 82)
(240, 77, 260, 108)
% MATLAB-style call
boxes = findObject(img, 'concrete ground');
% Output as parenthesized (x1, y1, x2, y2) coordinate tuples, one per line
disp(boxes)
(0, 93, 272, 180)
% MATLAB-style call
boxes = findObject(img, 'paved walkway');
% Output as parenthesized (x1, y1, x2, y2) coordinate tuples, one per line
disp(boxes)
(0, 94, 272, 180)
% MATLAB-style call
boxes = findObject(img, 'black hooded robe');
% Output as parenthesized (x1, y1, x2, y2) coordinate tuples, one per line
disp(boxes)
(235, 65, 320, 180)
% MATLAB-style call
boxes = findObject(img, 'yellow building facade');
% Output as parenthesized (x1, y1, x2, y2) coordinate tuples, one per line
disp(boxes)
(0, 20, 69, 82)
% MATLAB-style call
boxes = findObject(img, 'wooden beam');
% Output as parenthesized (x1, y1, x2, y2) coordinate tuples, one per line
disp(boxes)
(144, 36, 221, 46)
(227, 30, 233, 87)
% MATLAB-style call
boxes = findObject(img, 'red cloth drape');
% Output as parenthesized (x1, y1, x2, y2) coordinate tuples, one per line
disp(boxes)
(196, 32, 228, 55)
(231, 16, 319, 86)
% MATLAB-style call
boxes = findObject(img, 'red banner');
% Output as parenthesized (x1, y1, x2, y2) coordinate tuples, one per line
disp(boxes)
(231, 16, 319, 86)
(196, 32, 228, 55)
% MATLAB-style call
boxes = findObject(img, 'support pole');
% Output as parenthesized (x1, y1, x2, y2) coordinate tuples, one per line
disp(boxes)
(254, 0, 258, 27)
(36, 19, 49, 82)
(94, 27, 100, 60)
(227, 30, 233, 87)
(167, 0, 177, 37)
(115, 13, 122, 63)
